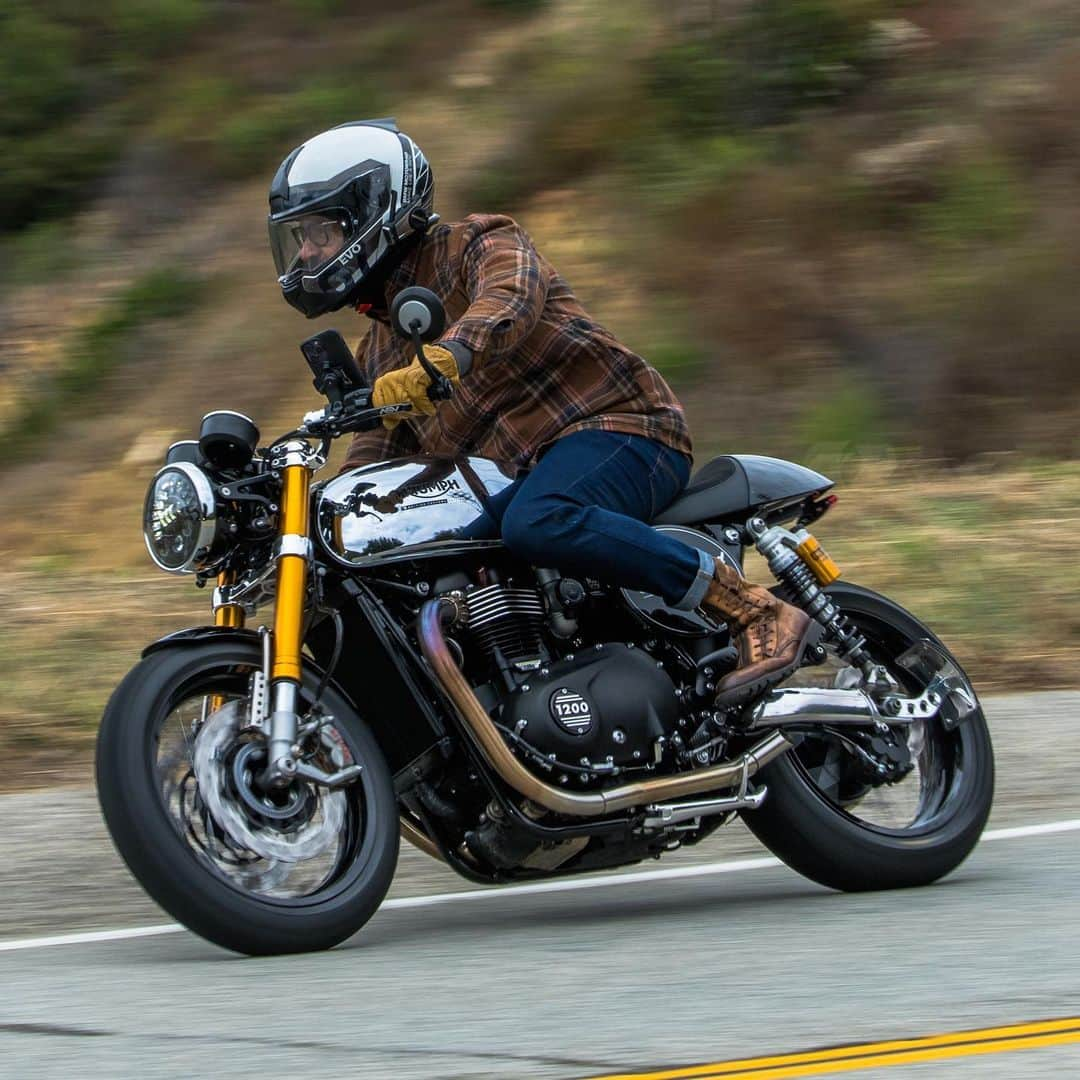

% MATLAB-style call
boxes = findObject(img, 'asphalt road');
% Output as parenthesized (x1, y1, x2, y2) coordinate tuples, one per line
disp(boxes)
(1, 692, 1079, 1079)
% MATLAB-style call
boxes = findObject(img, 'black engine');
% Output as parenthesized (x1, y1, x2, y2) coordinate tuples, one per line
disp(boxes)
(499, 643, 680, 781)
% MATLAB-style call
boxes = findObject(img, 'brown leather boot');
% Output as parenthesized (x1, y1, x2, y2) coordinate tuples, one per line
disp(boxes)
(702, 559, 820, 707)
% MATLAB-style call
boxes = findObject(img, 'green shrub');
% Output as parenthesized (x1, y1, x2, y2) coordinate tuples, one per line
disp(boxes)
(650, 0, 883, 134)
(0, 10, 79, 138)
(642, 334, 708, 382)
(0, 219, 77, 286)
(210, 79, 385, 178)
(285, 0, 349, 13)
(0, 270, 207, 464)
(478, 0, 548, 9)
(915, 157, 1030, 251)
(619, 132, 760, 210)
(108, 0, 209, 58)
(0, 111, 127, 232)
(798, 377, 890, 460)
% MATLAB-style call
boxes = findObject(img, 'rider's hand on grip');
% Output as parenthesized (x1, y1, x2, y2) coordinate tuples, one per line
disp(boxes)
(371, 345, 460, 429)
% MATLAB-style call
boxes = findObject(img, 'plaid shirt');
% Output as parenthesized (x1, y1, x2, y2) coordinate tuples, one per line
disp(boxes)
(342, 214, 692, 472)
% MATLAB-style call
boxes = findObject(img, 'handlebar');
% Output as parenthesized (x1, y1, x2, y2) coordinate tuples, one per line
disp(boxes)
(296, 329, 454, 440)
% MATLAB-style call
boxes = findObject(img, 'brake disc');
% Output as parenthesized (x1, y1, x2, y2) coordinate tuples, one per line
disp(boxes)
(193, 700, 347, 863)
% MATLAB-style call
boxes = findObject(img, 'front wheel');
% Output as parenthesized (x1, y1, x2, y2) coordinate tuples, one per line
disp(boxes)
(96, 640, 399, 955)
(741, 582, 994, 892)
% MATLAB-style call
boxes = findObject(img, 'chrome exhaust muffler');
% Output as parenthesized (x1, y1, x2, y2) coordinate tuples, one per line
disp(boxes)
(745, 683, 946, 729)
(747, 686, 886, 727)
(417, 598, 793, 818)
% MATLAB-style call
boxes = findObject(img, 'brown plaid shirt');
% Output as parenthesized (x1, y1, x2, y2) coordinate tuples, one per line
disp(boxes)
(342, 214, 692, 472)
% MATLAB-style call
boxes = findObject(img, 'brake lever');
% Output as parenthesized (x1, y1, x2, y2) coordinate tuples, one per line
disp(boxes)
(410, 326, 454, 401)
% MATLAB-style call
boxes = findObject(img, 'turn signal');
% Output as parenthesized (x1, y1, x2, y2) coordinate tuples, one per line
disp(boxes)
(796, 534, 842, 585)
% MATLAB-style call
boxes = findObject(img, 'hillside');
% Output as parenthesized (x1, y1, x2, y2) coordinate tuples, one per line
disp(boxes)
(1, 0, 1079, 781)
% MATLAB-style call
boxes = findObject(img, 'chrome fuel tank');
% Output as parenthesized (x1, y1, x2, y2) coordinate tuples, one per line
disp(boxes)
(316, 456, 516, 567)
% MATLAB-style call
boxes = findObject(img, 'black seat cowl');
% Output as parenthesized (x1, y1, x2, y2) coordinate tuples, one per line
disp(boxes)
(654, 454, 834, 527)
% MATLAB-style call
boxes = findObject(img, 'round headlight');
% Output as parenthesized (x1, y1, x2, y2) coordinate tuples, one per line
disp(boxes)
(143, 463, 217, 573)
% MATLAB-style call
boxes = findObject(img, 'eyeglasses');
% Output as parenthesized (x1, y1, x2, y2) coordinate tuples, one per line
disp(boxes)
(291, 217, 346, 249)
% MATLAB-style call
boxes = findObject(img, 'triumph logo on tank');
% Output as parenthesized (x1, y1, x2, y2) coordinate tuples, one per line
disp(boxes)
(408, 478, 462, 499)
(549, 688, 594, 736)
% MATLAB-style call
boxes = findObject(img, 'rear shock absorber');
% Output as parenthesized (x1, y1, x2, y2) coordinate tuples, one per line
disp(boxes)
(746, 517, 877, 677)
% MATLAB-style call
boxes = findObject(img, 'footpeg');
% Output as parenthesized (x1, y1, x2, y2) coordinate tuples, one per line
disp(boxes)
(643, 756, 767, 829)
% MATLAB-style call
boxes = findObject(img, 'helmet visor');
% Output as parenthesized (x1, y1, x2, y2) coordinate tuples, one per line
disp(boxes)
(269, 164, 393, 288)
(270, 210, 350, 280)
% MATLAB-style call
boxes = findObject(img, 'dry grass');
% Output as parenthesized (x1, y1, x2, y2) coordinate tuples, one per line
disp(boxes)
(764, 457, 1080, 688)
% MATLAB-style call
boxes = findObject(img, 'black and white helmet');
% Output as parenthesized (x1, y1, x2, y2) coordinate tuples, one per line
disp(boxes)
(268, 119, 436, 318)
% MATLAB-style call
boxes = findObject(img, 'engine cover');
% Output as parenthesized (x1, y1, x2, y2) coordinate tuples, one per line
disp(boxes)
(500, 644, 679, 771)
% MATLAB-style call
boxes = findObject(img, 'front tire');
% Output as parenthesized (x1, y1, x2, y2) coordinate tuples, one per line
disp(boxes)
(96, 641, 399, 955)
(741, 582, 994, 892)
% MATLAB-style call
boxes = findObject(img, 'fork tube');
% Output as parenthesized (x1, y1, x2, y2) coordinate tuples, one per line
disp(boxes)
(265, 449, 313, 778)
(272, 462, 311, 682)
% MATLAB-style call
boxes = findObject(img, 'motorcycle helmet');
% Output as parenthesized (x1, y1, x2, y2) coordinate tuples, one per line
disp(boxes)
(268, 119, 436, 318)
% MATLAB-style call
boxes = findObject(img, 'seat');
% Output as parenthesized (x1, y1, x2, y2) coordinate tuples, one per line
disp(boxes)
(652, 455, 751, 526)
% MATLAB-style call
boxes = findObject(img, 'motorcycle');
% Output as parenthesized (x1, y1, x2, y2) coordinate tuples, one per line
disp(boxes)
(97, 287, 994, 955)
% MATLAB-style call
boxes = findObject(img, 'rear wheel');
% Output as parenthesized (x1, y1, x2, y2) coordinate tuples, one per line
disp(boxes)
(741, 582, 994, 891)
(96, 640, 398, 955)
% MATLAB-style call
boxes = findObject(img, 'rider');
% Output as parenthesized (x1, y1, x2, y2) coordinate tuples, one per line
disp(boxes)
(267, 119, 813, 705)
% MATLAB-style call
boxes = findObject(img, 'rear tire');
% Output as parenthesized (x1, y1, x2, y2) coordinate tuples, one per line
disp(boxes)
(96, 641, 399, 955)
(741, 582, 994, 892)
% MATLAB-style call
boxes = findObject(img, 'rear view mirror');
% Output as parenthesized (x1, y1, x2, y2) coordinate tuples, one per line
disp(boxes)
(390, 286, 446, 343)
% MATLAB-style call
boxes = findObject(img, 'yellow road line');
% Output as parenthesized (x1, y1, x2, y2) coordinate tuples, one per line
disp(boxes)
(585, 1017, 1080, 1080)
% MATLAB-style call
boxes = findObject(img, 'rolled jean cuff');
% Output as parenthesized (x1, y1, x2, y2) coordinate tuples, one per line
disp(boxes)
(672, 547, 714, 611)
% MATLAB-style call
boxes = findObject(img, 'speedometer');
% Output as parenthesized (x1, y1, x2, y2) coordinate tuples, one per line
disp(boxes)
(143, 463, 218, 573)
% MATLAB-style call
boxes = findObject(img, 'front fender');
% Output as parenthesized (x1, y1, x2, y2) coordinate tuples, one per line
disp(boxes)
(139, 623, 444, 780)
(140, 626, 348, 707)
(141, 625, 263, 658)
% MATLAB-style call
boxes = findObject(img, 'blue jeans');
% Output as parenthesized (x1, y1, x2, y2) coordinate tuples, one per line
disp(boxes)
(481, 430, 713, 611)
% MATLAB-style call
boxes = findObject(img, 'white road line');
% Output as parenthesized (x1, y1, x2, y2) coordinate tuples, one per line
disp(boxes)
(0, 923, 185, 952)
(1, 817, 1078, 955)
(981, 818, 1080, 842)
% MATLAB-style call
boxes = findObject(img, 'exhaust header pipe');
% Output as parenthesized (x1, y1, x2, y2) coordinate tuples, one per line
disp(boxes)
(417, 599, 793, 818)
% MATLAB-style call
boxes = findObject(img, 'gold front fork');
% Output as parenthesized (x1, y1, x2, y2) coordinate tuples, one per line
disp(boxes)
(272, 458, 312, 681)
(265, 441, 315, 779)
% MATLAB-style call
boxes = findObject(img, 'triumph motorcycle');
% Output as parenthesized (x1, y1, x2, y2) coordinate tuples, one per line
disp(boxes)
(97, 288, 994, 955)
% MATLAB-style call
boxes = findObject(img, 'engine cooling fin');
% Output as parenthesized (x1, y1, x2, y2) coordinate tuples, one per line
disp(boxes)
(464, 582, 546, 664)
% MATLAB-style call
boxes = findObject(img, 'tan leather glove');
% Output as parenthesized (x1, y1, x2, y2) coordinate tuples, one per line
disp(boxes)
(371, 345, 461, 429)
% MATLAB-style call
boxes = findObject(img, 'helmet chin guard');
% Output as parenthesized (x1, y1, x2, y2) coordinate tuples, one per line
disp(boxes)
(268, 120, 435, 318)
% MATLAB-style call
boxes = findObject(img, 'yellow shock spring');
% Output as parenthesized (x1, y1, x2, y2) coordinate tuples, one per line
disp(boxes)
(272, 463, 311, 682)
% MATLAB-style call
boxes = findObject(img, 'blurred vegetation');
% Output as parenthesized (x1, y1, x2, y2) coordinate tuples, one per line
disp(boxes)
(0, 270, 207, 462)
(1, 0, 1079, 785)
(0, 1, 210, 230)
(650, 0, 888, 133)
